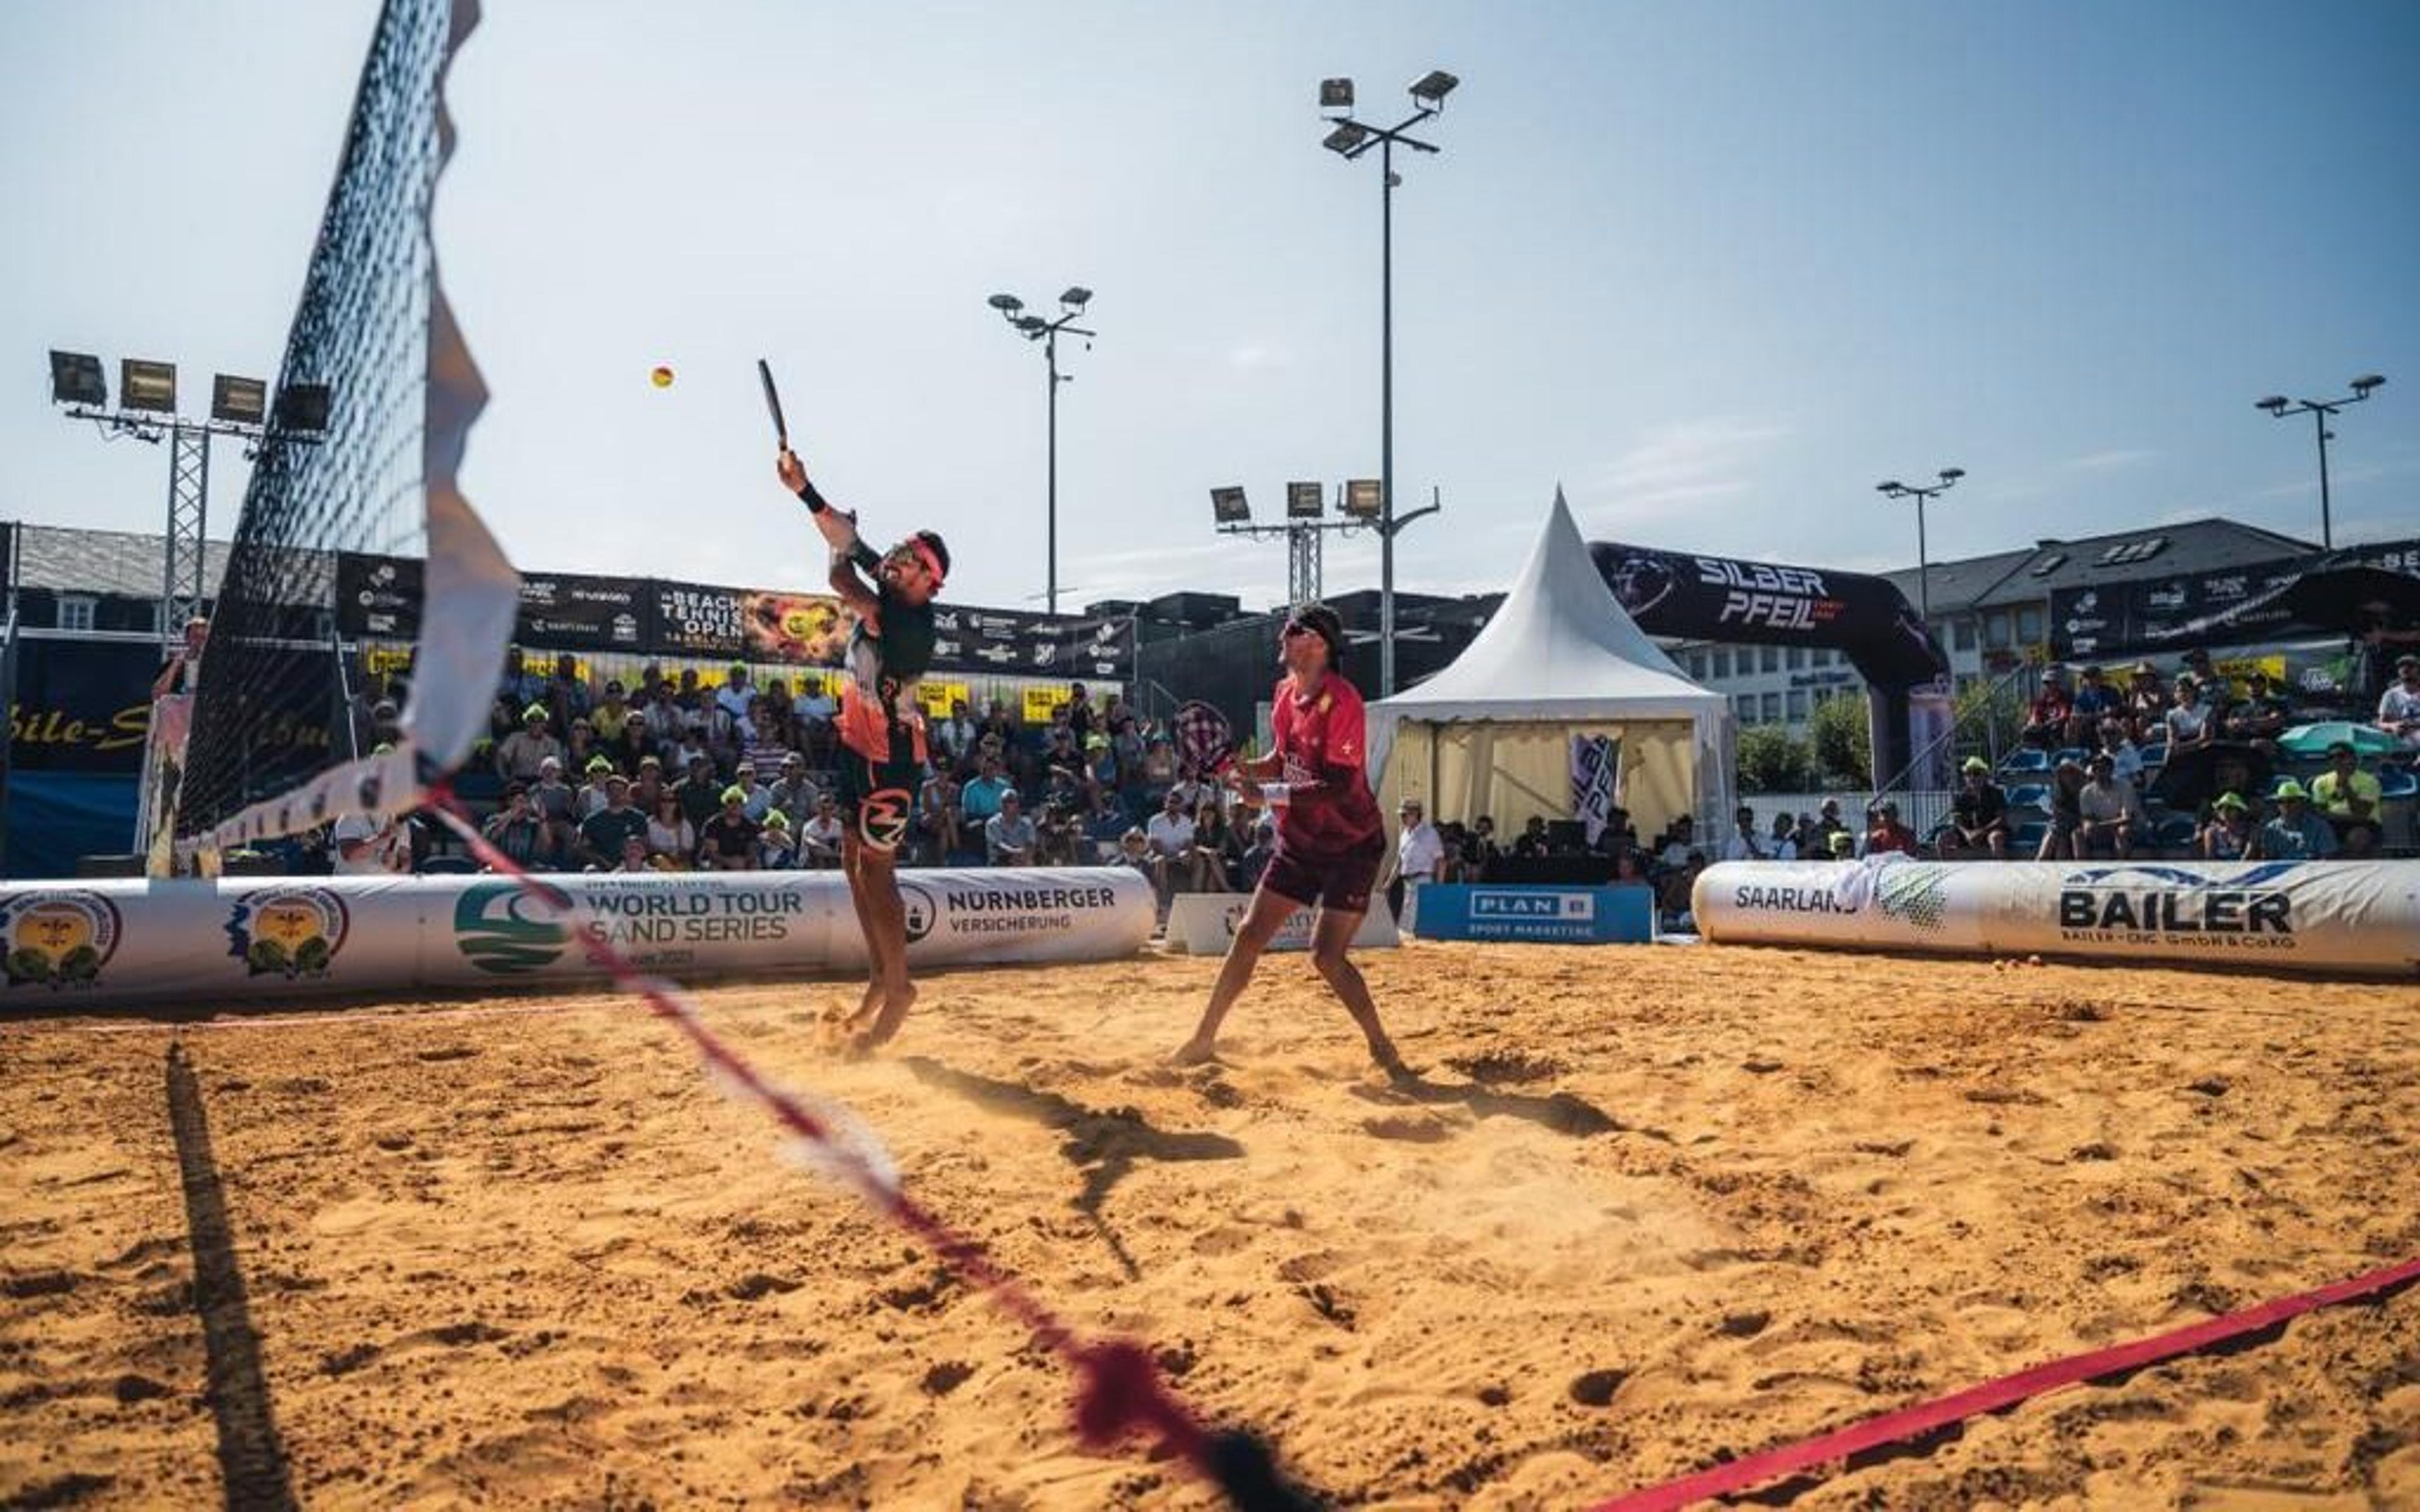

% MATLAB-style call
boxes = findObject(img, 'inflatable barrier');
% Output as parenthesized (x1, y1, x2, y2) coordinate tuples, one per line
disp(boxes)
(1693, 857, 2420, 978)
(0, 867, 1155, 1009)
(1164, 893, 1400, 955)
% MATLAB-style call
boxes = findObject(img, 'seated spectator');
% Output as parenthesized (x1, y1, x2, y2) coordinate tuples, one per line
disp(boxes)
(563, 716, 598, 776)
(610, 710, 656, 775)
(2164, 676, 2216, 752)
(1589, 807, 1637, 861)
(2075, 752, 2141, 857)
(732, 762, 774, 823)
(768, 754, 819, 833)
(1814, 798, 1848, 849)
(1237, 818, 1278, 891)
(2036, 758, 2087, 860)
(494, 702, 562, 784)
(1824, 831, 1855, 859)
(801, 794, 846, 868)
(1864, 801, 1918, 856)
(715, 662, 755, 724)
(918, 768, 963, 863)
(629, 755, 667, 818)
(1117, 826, 1154, 881)
(795, 675, 839, 765)
(985, 791, 1038, 866)
(1034, 799, 1085, 867)
(1390, 799, 1444, 919)
(2250, 781, 2336, 859)
(2125, 662, 2169, 743)
(1721, 806, 1768, 862)
(960, 756, 1011, 826)
(2066, 665, 2119, 747)
(1464, 815, 1503, 877)
(2182, 648, 2232, 714)
(544, 653, 591, 730)
(1143, 789, 1196, 889)
(1165, 761, 1211, 818)
(2378, 654, 2420, 751)
(933, 697, 977, 774)
(644, 790, 693, 868)
(696, 787, 762, 871)
(1790, 811, 1824, 861)
(613, 835, 652, 873)
(2097, 718, 2143, 790)
(1612, 848, 1649, 886)
(673, 753, 723, 832)
(576, 775, 648, 869)
(1938, 757, 2010, 859)
(592, 679, 632, 743)
(2311, 742, 2383, 856)
(757, 808, 798, 869)
(1139, 735, 1178, 800)
(2223, 670, 2290, 746)
(1656, 851, 1708, 929)
(1652, 815, 1697, 870)
(2022, 668, 2072, 748)
(483, 783, 555, 868)
(1512, 815, 1553, 859)
(1083, 787, 1131, 857)
(1187, 799, 1236, 892)
(529, 757, 580, 857)
(574, 755, 618, 819)
(2199, 791, 2255, 859)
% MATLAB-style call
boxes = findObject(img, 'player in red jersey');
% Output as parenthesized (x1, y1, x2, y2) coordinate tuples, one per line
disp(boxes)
(1173, 604, 1404, 1073)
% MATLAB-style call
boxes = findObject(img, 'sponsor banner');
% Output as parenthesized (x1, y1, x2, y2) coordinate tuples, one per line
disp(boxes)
(1570, 734, 1622, 847)
(931, 606, 1135, 681)
(516, 571, 651, 651)
(915, 680, 972, 718)
(1591, 540, 1946, 690)
(336, 553, 422, 639)
(1696, 857, 2420, 976)
(1410, 883, 1655, 944)
(740, 589, 855, 667)
(0, 868, 1151, 1007)
(1163, 893, 1401, 956)
(652, 579, 747, 658)
(8, 639, 167, 776)
(2050, 537, 2420, 659)
(1022, 685, 1074, 724)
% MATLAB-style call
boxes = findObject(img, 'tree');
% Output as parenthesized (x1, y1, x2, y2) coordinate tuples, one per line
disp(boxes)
(1806, 692, 1871, 788)
(1736, 724, 1812, 794)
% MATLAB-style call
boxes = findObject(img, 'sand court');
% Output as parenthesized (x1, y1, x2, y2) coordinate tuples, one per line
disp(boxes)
(4, 941, 2417, 1508)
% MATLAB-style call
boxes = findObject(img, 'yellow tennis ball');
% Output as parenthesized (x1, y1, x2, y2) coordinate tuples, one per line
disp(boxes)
(650, 365, 674, 388)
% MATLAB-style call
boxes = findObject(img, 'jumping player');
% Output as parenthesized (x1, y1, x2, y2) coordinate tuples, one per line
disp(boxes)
(1173, 604, 1404, 1073)
(776, 446, 950, 1054)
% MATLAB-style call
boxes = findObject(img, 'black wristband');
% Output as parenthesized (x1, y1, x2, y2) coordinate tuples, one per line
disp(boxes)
(795, 479, 831, 515)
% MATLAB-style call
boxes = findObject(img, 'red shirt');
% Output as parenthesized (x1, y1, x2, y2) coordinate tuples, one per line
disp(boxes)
(1865, 820, 1919, 856)
(1269, 673, 1383, 858)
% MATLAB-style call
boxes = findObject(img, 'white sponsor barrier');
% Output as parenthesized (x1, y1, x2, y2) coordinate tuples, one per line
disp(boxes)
(1164, 893, 1401, 955)
(1694, 857, 2420, 978)
(0, 868, 1153, 1009)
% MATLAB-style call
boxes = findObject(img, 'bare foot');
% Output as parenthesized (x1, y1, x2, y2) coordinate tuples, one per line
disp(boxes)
(1169, 1036, 1219, 1067)
(856, 982, 918, 1050)
(1371, 1043, 1414, 1081)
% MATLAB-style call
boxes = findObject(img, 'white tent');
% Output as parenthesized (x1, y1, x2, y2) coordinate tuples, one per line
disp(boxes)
(1368, 488, 1736, 844)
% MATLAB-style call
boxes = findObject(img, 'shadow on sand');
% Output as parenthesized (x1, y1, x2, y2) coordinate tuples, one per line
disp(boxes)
(901, 1057, 1245, 1279)
(1349, 1067, 1661, 1142)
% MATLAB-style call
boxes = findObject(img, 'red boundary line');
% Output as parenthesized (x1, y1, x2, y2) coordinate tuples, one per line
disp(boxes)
(1589, 1251, 2420, 1510)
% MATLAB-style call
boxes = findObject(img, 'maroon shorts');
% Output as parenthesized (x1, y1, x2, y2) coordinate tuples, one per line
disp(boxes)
(1260, 834, 1384, 914)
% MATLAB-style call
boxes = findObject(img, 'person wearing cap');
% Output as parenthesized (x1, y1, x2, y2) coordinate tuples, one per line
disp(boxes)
(801, 793, 846, 868)
(716, 663, 755, 724)
(493, 702, 562, 784)
(1814, 797, 1848, 850)
(696, 784, 763, 871)
(756, 807, 799, 869)
(2250, 781, 2336, 859)
(2310, 741, 2383, 856)
(2076, 751, 2142, 858)
(573, 754, 619, 820)
(1940, 756, 2010, 859)
(730, 761, 775, 824)
(2022, 668, 2072, 750)
(2125, 662, 2168, 743)
(1175, 602, 1403, 1074)
(984, 790, 1037, 867)
(1825, 830, 1855, 859)
(2199, 791, 2256, 860)
(1386, 798, 1445, 922)
(577, 772, 648, 870)
(779, 440, 952, 1053)
(1864, 800, 1918, 857)
(2222, 668, 2290, 746)
(769, 753, 819, 833)
(529, 755, 580, 859)
(2378, 654, 2420, 751)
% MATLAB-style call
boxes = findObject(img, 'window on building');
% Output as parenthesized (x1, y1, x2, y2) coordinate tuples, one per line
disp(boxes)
(1735, 694, 1756, 721)
(1984, 611, 2012, 650)
(1761, 692, 1782, 723)
(1683, 651, 1702, 680)
(57, 596, 96, 633)
(1712, 649, 1731, 679)
(1954, 617, 1977, 651)
(2016, 604, 2044, 646)
(1759, 646, 1779, 674)
(1785, 646, 1806, 671)
(1786, 689, 1807, 721)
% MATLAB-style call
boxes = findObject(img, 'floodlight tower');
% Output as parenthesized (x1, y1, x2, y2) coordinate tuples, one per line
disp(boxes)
(1316, 69, 1456, 696)
(987, 287, 1098, 615)
(44, 351, 323, 643)
(1876, 467, 1965, 626)
(2254, 374, 2386, 551)
(1209, 479, 1398, 609)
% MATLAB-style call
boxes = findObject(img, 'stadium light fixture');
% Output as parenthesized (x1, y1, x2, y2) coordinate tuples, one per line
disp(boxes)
(1286, 481, 1324, 519)
(274, 382, 331, 433)
(120, 358, 178, 414)
(988, 287, 1101, 614)
(1311, 65, 1456, 693)
(2250, 371, 2388, 549)
(1342, 478, 1383, 520)
(211, 374, 268, 426)
(1876, 467, 1964, 624)
(1211, 486, 1250, 524)
(48, 349, 106, 407)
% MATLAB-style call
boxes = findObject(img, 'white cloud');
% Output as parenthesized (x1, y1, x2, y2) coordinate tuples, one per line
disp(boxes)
(1228, 344, 1293, 373)
(1574, 417, 1791, 525)
(2064, 449, 2158, 471)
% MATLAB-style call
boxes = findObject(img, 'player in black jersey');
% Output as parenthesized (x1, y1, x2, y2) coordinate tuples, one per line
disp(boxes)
(778, 446, 950, 1053)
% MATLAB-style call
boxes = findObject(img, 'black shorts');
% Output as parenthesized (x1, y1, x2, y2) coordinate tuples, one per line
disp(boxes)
(833, 745, 920, 853)
(1260, 834, 1384, 914)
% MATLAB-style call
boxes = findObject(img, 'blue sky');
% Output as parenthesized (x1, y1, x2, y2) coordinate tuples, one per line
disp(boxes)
(5, 0, 2414, 613)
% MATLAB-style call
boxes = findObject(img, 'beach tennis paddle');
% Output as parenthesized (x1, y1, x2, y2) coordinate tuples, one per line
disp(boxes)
(1173, 700, 1237, 777)
(758, 358, 790, 450)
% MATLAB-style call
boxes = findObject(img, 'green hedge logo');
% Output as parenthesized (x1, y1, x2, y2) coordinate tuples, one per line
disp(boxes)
(454, 882, 569, 975)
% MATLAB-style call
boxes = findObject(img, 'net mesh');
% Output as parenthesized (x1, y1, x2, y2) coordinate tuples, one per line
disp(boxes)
(176, 0, 449, 840)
